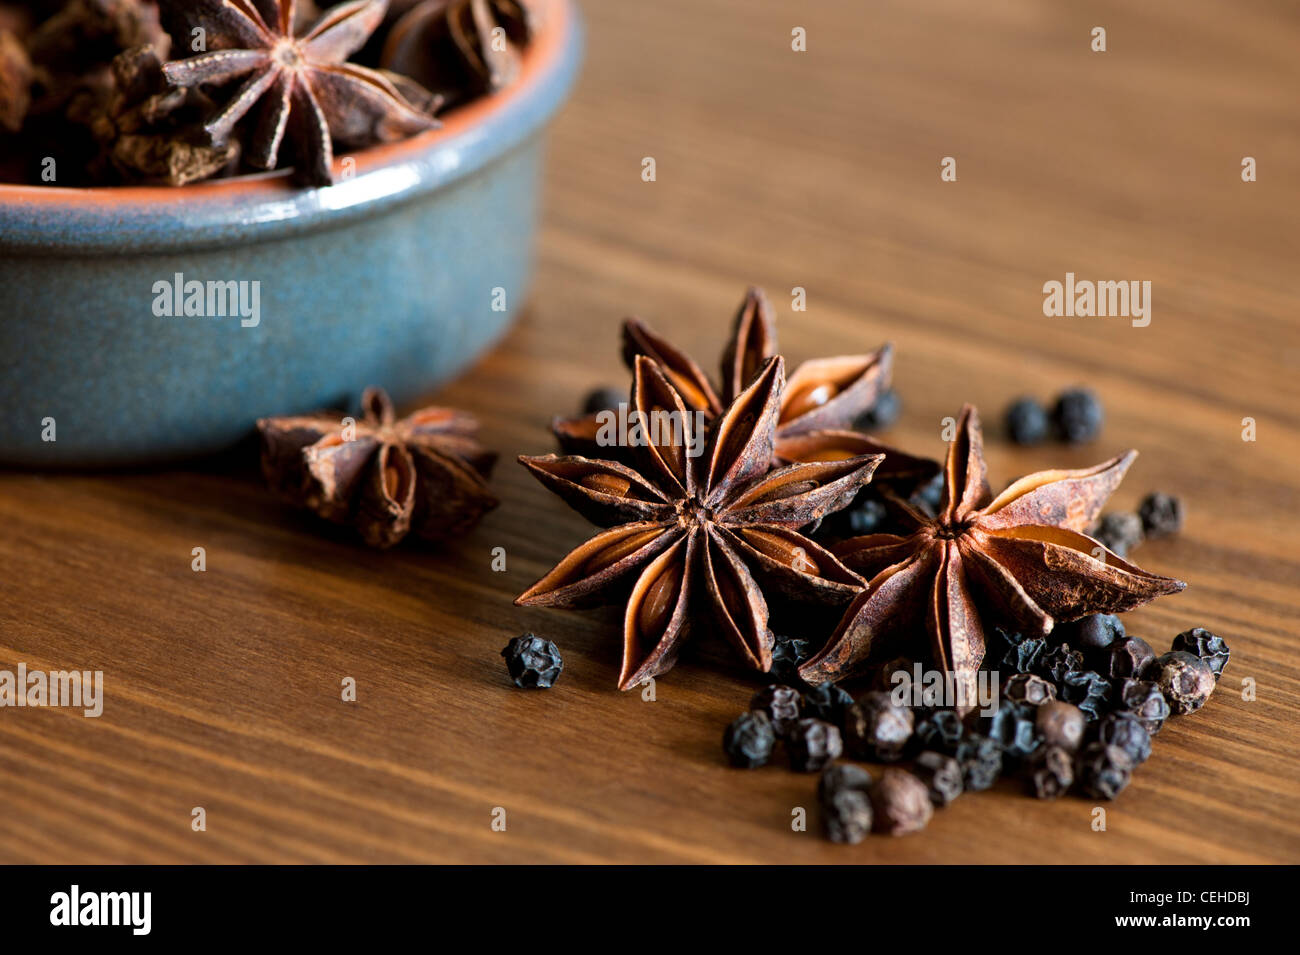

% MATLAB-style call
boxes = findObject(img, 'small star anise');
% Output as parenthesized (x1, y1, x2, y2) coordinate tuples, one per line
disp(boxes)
(798, 405, 1186, 706)
(552, 287, 936, 482)
(160, 0, 438, 185)
(517, 354, 883, 690)
(380, 0, 531, 104)
(258, 386, 498, 547)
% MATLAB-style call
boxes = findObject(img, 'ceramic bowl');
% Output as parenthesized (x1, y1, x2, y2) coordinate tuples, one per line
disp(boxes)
(0, 0, 581, 466)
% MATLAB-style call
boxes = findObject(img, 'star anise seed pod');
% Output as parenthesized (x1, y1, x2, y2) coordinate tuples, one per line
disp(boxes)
(799, 405, 1186, 707)
(161, 0, 439, 185)
(380, 0, 531, 104)
(517, 354, 883, 690)
(258, 386, 498, 547)
(552, 287, 935, 482)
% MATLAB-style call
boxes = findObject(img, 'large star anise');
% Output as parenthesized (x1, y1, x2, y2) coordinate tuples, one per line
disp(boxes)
(381, 0, 531, 104)
(798, 405, 1186, 704)
(161, 0, 438, 185)
(552, 287, 935, 481)
(517, 354, 883, 689)
(258, 386, 497, 547)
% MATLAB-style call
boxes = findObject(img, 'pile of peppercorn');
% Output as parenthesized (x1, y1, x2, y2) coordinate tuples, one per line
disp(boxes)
(723, 622, 1229, 841)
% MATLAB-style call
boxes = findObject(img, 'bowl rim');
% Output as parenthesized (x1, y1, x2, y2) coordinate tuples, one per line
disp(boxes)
(0, 0, 580, 252)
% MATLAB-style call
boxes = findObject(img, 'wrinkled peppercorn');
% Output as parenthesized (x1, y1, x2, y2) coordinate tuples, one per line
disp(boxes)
(581, 386, 626, 415)
(1036, 700, 1086, 751)
(1096, 711, 1151, 765)
(1153, 651, 1216, 715)
(914, 750, 964, 807)
(802, 682, 855, 728)
(1002, 636, 1048, 674)
(847, 496, 890, 535)
(1003, 672, 1057, 705)
(768, 634, 814, 686)
(869, 768, 933, 836)
(1091, 512, 1144, 559)
(1038, 643, 1085, 683)
(858, 388, 902, 431)
(1061, 669, 1113, 721)
(1067, 613, 1126, 654)
(956, 733, 1003, 791)
(1028, 745, 1075, 799)
(751, 684, 803, 736)
(844, 691, 915, 762)
(1138, 491, 1184, 539)
(1107, 635, 1157, 682)
(818, 763, 873, 805)
(912, 708, 965, 755)
(1077, 742, 1134, 800)
(1052, 387, 1104, 443)
(786, 718, 843, 772)
(1118, 678, 1170, 735)
(500, 633, 563, 688)
(909, 472, 945, 518)
(1172, 627, 1230, 681)
(870, 656, 918, 695)
(823, 787, 873, 844)
(985, 701, 1041, 763)
(723, 710, 777, 768)
(1005, 397, 1050, 446)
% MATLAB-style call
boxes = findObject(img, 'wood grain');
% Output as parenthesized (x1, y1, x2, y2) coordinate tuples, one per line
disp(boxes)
(2, 0, 1298, 863)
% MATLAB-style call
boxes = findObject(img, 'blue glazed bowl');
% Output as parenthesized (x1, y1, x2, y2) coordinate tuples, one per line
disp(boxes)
(0, 0, 582, 466)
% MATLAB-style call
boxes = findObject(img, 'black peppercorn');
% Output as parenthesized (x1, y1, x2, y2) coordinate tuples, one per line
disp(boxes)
(1096, 711, 1151, 765)
(1153, 650, 1216, 715)
(500, 633, 563, 688)
(823, 787, 873, 845)
(1118, 678, 1170, 735)
(843, 691, 915, 762)
(858, 388, 902, 431)
(956, 733, 1003, 791)
(1036, 700, 1086, 752)
(1077, 742, 1134, 800)
(985, 701, 1041, 763)
(801, 682, 855, 729)
(1171, 627, 1230, 681)
(1138, 491, 1184, 539)
(786, 718, 843, 772)
(846, 497, 890, 536)
(1060, 669, 1113, 721)
(1005, 397, 1050, 446)
(581, 386, 625, 415)
(912, 708, 965, 755)
(1003, 672, 1057, 705)
(1107, 634, 1157, 682)
(750, 684, 803, 736)
(1052, 387, 1104, 443)
(1067, 613, 1125, 654)
(908, 472, 945, 518)
(1038, 643, 1085, 683)
(1028, 745, 1074, 799)
(817, 763, 873, 805)
(1091, 512, 1144, 559)
(1002, 636, 1047, 675)
(914, 750, 964, 807)
(768, 634, 814, 686)
(869, 768, 933, 836)
(723, 710, 777, 768)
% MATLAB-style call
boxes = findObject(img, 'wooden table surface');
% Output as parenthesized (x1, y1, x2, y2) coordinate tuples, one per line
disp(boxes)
(3, 0, 1299, 864)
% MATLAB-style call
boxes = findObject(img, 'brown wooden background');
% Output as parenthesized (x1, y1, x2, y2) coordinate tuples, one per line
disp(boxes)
(2, 0, 1299, 863)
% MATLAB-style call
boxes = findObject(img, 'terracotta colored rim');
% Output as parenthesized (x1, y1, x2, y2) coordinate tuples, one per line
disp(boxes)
(0, 0, 580, 252)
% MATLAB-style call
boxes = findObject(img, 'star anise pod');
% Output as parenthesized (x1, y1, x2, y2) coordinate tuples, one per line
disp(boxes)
(0, 26, 30, 133)
(380, 0, 530, 105)
(160, 0, 438, 185)
(516, 354, 883, 690)
(798, 405, 1186, 706)
(552, 287, 936, 482)
(258, 386, 498, 548)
